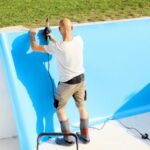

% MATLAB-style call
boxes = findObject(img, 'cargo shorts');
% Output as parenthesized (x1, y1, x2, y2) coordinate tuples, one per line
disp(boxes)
(54, 81, 87, 110)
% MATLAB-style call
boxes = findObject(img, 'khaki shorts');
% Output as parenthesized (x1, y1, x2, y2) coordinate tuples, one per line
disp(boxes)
(54, 81, 87, 110)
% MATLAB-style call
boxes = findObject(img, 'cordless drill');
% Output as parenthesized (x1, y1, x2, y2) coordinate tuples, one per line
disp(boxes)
(42, 18, 51, 44)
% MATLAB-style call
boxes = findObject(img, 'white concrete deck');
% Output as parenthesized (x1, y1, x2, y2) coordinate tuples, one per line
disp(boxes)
(0, 136, 20, 150)
(0, 112, 150, 150)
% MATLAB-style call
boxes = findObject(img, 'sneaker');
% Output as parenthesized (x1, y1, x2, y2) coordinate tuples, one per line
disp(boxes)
(55, 137, 75, 146)
(76, 132, 90, 144)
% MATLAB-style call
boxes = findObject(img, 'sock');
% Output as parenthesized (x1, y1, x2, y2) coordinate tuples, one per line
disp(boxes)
(80, 119, 90, 140)
(60, 120, 73, 142)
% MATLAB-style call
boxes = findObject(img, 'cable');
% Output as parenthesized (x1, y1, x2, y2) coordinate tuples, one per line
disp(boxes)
(71, 118, 150, 142)
(117, 120, 150, 141)
(88, 119, 110, 131)
(44, 20, 55, 99)
(47, 53, 55, 98)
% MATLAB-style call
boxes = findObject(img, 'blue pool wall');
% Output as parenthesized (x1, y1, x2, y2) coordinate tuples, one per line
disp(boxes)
(0, 18, 150, 150)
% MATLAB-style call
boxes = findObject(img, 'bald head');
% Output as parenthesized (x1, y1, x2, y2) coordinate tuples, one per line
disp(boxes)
(59, 18, 73, 34)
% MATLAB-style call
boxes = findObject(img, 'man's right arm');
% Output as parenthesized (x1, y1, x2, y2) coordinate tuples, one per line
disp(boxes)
(30, 29, 59, 53)
(48, 33, 59, 43)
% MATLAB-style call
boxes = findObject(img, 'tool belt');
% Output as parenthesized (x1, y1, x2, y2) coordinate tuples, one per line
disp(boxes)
(63, 74, 85, 84)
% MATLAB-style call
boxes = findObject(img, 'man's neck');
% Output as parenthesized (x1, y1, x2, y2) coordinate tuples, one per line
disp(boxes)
(63, 33, 73, 42)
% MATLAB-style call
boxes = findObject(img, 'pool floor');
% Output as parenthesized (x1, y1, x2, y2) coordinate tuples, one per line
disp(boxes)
(1, 112, 149, 150)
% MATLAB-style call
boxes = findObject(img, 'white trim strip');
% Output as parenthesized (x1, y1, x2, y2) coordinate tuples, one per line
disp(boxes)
(1, 17, 150, 32)
(51, 16, 150, 29)
(72, 16, 150, 27)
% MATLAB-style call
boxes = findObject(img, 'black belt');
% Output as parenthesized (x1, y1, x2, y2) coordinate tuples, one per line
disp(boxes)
(63, 74, 85, 84)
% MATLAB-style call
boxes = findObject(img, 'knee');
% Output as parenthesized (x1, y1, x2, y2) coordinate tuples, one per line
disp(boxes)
(75, 100, 85, 110)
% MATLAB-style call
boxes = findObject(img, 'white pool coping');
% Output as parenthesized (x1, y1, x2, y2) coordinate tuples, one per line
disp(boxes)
(1, 17, 150, 32)
(1, 112, 150, 150)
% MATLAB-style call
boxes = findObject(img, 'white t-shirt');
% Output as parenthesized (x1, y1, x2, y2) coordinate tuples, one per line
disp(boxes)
(45, 36, 85, 82)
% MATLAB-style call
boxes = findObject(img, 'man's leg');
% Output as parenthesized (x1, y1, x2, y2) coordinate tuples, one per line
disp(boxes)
(56, 107, 74, 143)
(73, 81, 90, 143)
(78, 105, 88, 119)
(56, 107, 68, 121)
(77, 105, 90, 143)
(54, 82, 75, 145)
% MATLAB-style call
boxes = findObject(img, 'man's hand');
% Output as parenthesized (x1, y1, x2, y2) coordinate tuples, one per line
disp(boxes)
(30, 28, 38, 34)
(48, 33, 59, 43)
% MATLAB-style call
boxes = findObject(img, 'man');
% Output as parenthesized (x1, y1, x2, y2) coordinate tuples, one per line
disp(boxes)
(30, 18, 90, 145)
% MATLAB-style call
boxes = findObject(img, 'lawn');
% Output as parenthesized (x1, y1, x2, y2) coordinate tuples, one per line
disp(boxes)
(0, 0, 150, 28)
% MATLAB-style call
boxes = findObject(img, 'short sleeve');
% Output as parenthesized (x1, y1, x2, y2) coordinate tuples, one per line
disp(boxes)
(44, 43, 56, 54)
(44, 42, 62, 54)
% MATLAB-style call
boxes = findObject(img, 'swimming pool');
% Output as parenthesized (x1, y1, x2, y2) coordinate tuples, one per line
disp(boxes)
(0, 17, 150, 150)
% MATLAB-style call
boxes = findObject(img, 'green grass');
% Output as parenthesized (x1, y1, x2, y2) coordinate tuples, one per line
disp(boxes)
(0, 0, 150, 28)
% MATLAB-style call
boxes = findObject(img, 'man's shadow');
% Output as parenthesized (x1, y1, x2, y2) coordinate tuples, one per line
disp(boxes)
(11, 32, 56, 137)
